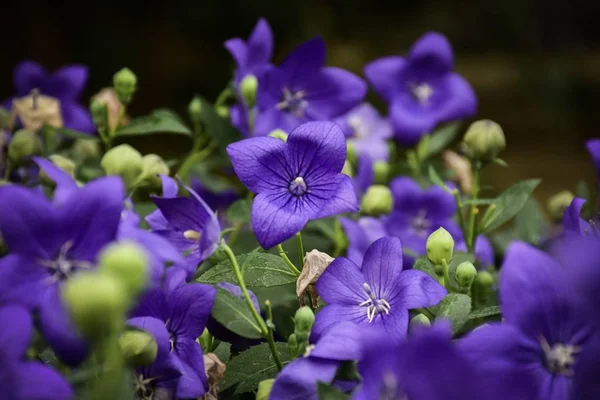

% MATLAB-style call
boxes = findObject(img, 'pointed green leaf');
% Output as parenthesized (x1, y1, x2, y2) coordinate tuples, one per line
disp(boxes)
(417, 122, 460, 160)
(515, 198, 548, 245)
(428, 165, 452, 193)
(317, 382, 350, 400)
(210, 287, 262, 339)
(480, 179, 541, 233)
(468, 305, 501, 319)
(226, 199, 251, 225)
(115, 109, 192, 137)
(413, 257, 438, 280)
(196, 96, 243, 151)
(434, 293, 471, 334)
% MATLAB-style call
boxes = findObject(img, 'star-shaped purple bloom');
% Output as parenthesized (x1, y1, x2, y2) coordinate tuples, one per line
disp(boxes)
(365, 32, 477, 145)
(227, 121, 359, 249)
(460, 241, 600, 400)
(253, 38, 367, 136)
(225, 18, 273, 84)
(0, 176, 124, 365)
(3, 60, 95, 133)
(313, 236, 447, 343)
(130, 280, 216, 398)
(270, 321, 363, 400)
(586, 139, 600, 181)
(0, 305, 73, 400)
(334, 103, 393, 161)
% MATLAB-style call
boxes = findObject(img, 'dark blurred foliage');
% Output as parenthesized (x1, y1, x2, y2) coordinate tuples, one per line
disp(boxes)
(2, 0, 600, 198)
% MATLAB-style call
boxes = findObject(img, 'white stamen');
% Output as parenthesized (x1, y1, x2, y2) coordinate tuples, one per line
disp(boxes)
(540, 335, 581, 376)
(411, 83, 434, 105)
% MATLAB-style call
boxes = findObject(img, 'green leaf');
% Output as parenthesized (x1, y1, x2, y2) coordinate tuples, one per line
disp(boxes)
(213, 342, 231, 363)
(317, 382, 350, 400)
(428, 165, 452, 193)
(434, 293, 471, 334)
(199, 252, 297, 287)
(514, 198, 548, 245)
(45, 125, 100, 141)
(413, 257, 438, 280)
(210, 287, 262, 339)
(418, 122, 461, 160)
(463, 198, 496, 206)
(196, 96, 243, 151)
(115, 109, 192, 137)
(227, 199, 251, 225)
(220, 342, 292, 394)
(468, 305, 501, 319)
(480, 179, 541, 233)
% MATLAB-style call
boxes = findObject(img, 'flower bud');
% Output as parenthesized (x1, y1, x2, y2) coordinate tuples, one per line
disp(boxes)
(373, 161, 389, 184)
(547, 190, 575, 222)
(89, 98, 108, 133)
(98, 241, 149, 298)
(426, 227, 454, 265)
(48, 154, 76, 177)
(215, 105, 229, 119)
(360, 185, 393, 216)
(73, 139, 102, 161)
(294, 306, 315, 335)
(342, 160, 353, 177)
(198, 328, 212, 353)
(113, 68, 137, 105)
(62, 273, 128, 338)
(92, 88, 126, 132)
(474, 270, 494, 289)
(287, 333, 298, 355)
(100, 144, 143, 188)
(268, 129, 288, 142)
(346, 142, 357, 165)
(139, 154, 169, 188)
(8, 129, 42, 163)
(462, 119, 506, 162)
(256, 379, 275, 400)
(455, 261, 477, 289)
(118, 329, 158, 367)
(409, 313, 431, 330)
(240, 75, 258, 108)
(188, 96, 203, 124)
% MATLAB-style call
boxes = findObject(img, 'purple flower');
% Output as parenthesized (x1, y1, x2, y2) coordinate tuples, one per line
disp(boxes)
(227, 121, 358, 249)
(340, 216, 386, 266)
(562, 197, 591, 237)
(586, 139, 600, 180)
(352, 154, 375, 196)
(190, 177, 239, 215)
(127, 316, 181, 400)
(225, 18, 273, 84)
(253, 38, 367, 136)
(460, 241, 600, 399)
(270, 322, 363, 400)
(455, 234, 495, 269)
(334, 103, 392, 161)
(365, 32, 476, 145)
(313, 237, 447, 343)
(130, 280, 217, 398)
(0, 177, 124, 365)
(33, 156, 79, 206)
(3, 61, 95, 133)
(146, 176, 221, 278)
(0, 305, 73, 400)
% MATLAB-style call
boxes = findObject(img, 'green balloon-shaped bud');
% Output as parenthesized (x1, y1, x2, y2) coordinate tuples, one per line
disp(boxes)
(346, 141, 357, 165)
(8, 129, 42, 163)
(48, 154, 76, 177)
(119, 329, 158, 367)
(98, 241, 149, 298)
(373, 161, 390, 184)
(462, 119, 506, 162)
(294, 306, 315, 335)
(139, 154, 169, 188)
(474, 270, 494, 289)
(426, 227, 454, 265)
(62, 273, 128, 339)
(188, 96, 203, 124)
(101, 144, 143, 188)
(240, 75, 258, 108)
(113, 68, 137, 105)
(73, 139, 102, 161)
(268, 129, 288, 142)
(89, 98, 108, 130)
(547, 190, 575, 222)
(361, 185, 393, 216)
(215, 105, 229, 119)
(256, 379, 275, 400)
(455, 261, 477, 288)
(409, 313, 431, 330)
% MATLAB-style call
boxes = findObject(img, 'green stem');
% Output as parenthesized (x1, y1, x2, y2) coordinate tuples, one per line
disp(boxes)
(265, 300, 283, 371)
(215, 87, 233, 107)
(296, 232, 305, 270)
(452, 189, 469, 247)
(467, 165, 481, 252)
(177, 140, 216, 182)
(276, 244, 301, 275)
(442, 258, 452, 292)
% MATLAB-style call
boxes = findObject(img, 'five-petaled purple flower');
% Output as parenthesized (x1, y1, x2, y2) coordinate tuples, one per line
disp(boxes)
(130, 277, 217, 398)
(225, 18, 273, 84)
(0, 305, 73, 400)
(313, 236, 447, 343)
(460, 241, 600, 399)
(365, 32, 476, 145)
(0, 176, 124, 365)
(253, 38, 367, 136)
(227, 121, 359, 249)
(3, 60, 95, 133)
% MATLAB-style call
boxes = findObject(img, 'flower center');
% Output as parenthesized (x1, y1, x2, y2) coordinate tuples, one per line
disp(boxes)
(38, 241, 94, 284)
(411, 209, 431, 237)
(133, 373, 158, 400)
(540, 336, 580, 376)
(410, 83, 434, 105)
(380, 371, 408, 400)
(276, 88, 308, 117)
(288, 176, 308, 196)
(359, 283, 391, 323)
(347, 115, 367, 139)
(183, 229, 202, 241)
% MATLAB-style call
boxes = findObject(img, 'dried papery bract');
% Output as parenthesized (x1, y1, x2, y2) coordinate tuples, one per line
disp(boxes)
(202, 353, 226, 400)
(11, 91, 63, 131)
(443, 150, 473, 194)
(297, 249, 335, 306)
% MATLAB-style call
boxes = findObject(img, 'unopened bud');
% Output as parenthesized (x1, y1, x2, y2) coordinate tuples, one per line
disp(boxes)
(73, 139, 101, 161)
(240, 75, 258, 108)
(113, 68, 137, 105)
(268, 129, 288, 142)
(101, 144, 143, 188)
(256, 379, 275, 400)
(215, 105, 229, 119)
(361, 185, 393, 216)
(409, 313, 431, 330)
(455, 261, 477, 289)
(426, 227, 454, 265)
(462, 119, 506, 163)
(8, 129, 42, 163)
(294, 306, 315, 334)
(62, 273, 128, 338)
(474, 270, 494, 290)
(188, 97, 203, 124)
(139, 154, 169, 188)
(48, 154, 76, 177)
(287, 333, 298, 355)
(98, 241, 149, 298)
(119, 329, 158, 367)
(373, 161, 389, 184)
(547, 190, 575, 222)
(89, 99, 108, 132)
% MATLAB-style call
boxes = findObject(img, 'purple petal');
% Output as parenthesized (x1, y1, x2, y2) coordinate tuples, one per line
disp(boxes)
(422, 185, 457, 220)
(151, 196, 211, 234)
(32, 157, 78, 205)
(13, 60, 48, 96)
(351, 137, 389, 162)
(353, 154, 374, 194)
(226, 136, 290, 192)
(379, 307, 409, 343)
(246, 18, 273, 71)
(408, 32, 453, 74)
(145, 209, 170, 231)
(60, 102, 96, 133)
(15, 363, 73, 400)
(0, 305, 33, 360)
(172, 339, 207, 397)
(316, 257, 365, 305)
(217, 282, 260, 313)
(130, 287, 169, 321)
(164, 267, 188, 293)
(361, 237, 405, 299)
(562, 197, 589, 235)
(160, 174, 179, 198)
(167, 283, 216, 339)
(389, 96, 435, 145)
(45, 64, 88, 100)
(127, 316, 171, 359)
(474, 235, 494, 268)
(224, 38, 248, 68)
(281, 37, 326, 85)
(364, 56, 406, 102)
(253, 106, 309, 136)
(250, 191, 308, 249)
(270, 357, 339, 400)
(340, 217, 386, 267)
(0, 255, 47, 308)
(184, 183, 221, 262)
(311, 304, 365, 340)
(390, 176, 423, 212)
(433, 73, 477, 122)
(586, 139, 600, 176)
(311, 174, 359, 219)
(391, 270, 447, 309)
(309, 321, 363, 361)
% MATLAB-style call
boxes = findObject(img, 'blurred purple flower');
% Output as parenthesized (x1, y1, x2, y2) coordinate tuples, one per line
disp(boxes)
(586, 139, 600, 180)
(253, 38, 366, 136)
(227, 121, 358, 249)
(225, 18, 273, 84)
(313, 237, 446, 343)
(562, 197, 591, 237)
(455, 234, 495, 269)
(365, 32, 476, 145)
(3, 61, 95, 133)
(339, 216, 386, 266)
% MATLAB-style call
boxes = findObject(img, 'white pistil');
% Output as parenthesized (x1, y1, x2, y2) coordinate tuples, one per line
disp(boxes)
(540, 336, 581, 376)
(411, 83, 434, 105)
(183, 229, 202, 241)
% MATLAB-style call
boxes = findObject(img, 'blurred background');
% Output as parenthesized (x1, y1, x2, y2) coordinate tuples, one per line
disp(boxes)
(2, 0, 600, 200)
